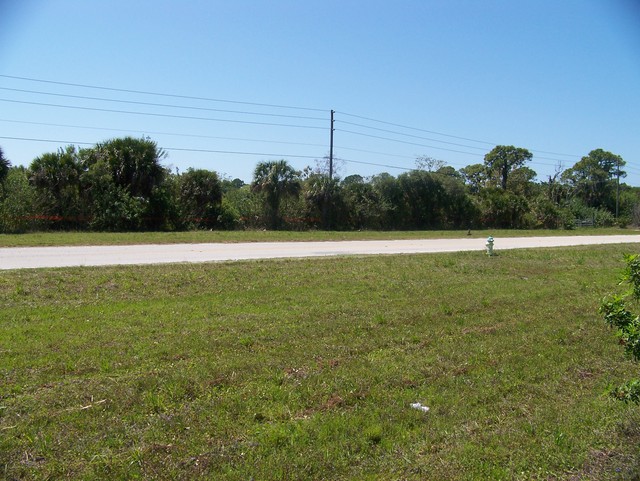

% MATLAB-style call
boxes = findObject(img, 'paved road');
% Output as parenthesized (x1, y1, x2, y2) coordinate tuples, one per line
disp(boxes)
(1, 235, 640, 270)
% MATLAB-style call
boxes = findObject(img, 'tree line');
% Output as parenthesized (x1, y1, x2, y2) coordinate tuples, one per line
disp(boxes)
(0, 137, 636, 233)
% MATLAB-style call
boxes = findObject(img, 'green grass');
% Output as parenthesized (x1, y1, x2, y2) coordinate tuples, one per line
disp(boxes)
(0, 227, 637, 247)
(2, 245, 640, 479)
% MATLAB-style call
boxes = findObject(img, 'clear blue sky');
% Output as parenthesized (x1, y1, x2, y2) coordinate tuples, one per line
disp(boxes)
(1, 0, 639, 184)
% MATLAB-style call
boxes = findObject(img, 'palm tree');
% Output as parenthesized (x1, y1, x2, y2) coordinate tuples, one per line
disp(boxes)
(304, 173, 341, 229)
(251, 160, 301, 229)
(81, 137, 169, 230)
(84, 137, 167, 198)
(29, 146, 83, 220)
(178, 168, 223, 228)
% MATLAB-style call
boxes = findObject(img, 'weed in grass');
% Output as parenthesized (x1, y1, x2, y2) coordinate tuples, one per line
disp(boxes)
(364, 425, 384, 445)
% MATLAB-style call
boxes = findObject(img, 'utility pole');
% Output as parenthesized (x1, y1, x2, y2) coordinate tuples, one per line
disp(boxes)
(322, 110, 335, 230)
(616, 155, 620, 219)
(329, 110, 334, 179)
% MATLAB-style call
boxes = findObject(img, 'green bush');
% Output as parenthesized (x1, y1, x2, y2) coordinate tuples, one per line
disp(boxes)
(0, 167, 41, 233)
(616, 215, 631, 229)
(600, 254, 640, 403)
(593, 208, 615, 227)
(216, 199, 241, 230)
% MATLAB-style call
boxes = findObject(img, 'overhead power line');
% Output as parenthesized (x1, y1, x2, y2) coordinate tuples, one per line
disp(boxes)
(336, 128, 577, 167)
(0, 98, 326, 130)
(2, 73, 611, 176)
(3, 134, 633, 177)
(0, 118, 327, 149)
(340, 157, 412, 172)
(336, 128, 488, 157)
(336, 110, 496, 146)
(336, 145, 415, 160)
(0, 135, 322, 160)
(0, 87, 326, 121)
(0, 74, 326, 112)
(337, 110, 582, 159)
(1, 74, 584, 160)
(0, 136, 95, 147)
(165, 147, 319, 160)
(337, 119, 488, 151)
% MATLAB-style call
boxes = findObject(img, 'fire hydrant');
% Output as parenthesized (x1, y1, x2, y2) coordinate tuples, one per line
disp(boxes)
(485, 236, 494, 256)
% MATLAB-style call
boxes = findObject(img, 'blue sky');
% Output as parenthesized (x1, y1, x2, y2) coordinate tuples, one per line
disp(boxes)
(1, 0, 639, 184)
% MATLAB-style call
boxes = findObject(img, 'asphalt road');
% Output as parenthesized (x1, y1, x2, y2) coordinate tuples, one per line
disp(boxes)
(1, 235, 640, 270)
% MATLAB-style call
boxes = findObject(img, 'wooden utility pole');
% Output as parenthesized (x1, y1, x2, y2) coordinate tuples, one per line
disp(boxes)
(322, 110, 335, 230)
(616, 156, 620, 219)
(329, 110, 334, 179)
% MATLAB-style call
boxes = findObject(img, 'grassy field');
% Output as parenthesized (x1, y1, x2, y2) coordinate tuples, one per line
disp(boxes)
(2, 244, 640, 480)
(0, 227, 638, 247)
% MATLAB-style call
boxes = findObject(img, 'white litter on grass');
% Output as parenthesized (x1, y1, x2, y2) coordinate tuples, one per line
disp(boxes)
(410, 402, 430, 413)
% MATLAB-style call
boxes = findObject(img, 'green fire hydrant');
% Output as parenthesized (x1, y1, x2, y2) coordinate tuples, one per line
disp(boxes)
(486, 236, 494, 256)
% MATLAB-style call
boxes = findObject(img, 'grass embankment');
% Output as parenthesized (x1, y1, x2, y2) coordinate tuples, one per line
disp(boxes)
(0, 227, 637, 247)
(2, 245, 640, 479)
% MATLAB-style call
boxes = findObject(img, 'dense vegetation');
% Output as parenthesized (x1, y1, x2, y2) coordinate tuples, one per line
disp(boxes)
(0, 138, 636, 233)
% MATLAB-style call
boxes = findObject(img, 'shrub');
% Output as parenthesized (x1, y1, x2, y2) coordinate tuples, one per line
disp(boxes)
(600, 254, 640, 403)
(593, 208, 615, 227)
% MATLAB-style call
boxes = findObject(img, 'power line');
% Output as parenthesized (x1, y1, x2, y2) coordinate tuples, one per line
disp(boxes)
(0, 87, 327, 121)
(0, 135, 322, 161)
(0, 98, 326, 130)
(1, 119, 584, 174)
(337, 109, 582, 158)
(337, 119, 488, 152)
(3, 74, 627, 178)
(338, 120, 575, 164)
(336, 128, 576, 167)
(336, 110, 496, 146)
(2, 115, 576, 171)
(0, 118, 327, 149)
(336, 145, 415, 160)
(165, 147, 319, 160)
(0, 134, 408, 171)
(341, 153, 540, 173)
(340, 157, 412, 172)
(3, 135, 635, 181)
(0, 136, 95, 146)
(336, 128, 488, 157)
(0, 74, 326, 112)
(621, 165, 640, 175)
